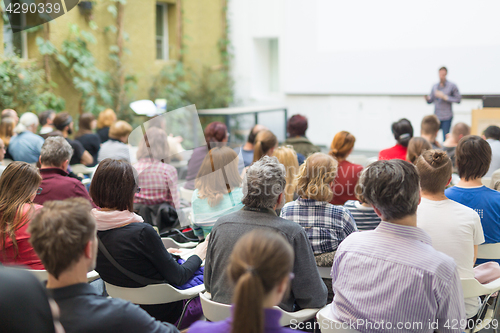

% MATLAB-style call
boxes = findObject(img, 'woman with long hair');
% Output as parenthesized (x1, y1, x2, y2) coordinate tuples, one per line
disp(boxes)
(0, 162, 43, 269)
(406, 137, 432, 164)
(189, 229, 296, 333)
(75, 113, 101, 167)
(0, 117, 16, 160)
(91, 158, 206, 324)
(253, 130, 278, 163)
(272, 146, 299, 203)
(378, 118, 414, 160)
(192, 146, 243, 238)
(96, 108, 117, 143)
(328, 131, 363, 205)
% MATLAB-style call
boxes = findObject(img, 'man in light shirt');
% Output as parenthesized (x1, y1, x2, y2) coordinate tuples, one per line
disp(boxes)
(482, 125, 500, 177)
(326, 159, 465, 333)
(416, 149, 484, 319)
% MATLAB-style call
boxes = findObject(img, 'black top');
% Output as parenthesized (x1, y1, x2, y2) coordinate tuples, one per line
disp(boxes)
(47, 283, 178, 333)
(0, 267, 56, 333)
(75, 133, 101, 167)
(97, 127, 110, 143)
(66, 138, 86, 166)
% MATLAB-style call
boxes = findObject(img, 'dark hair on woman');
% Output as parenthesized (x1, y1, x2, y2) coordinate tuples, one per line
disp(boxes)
(89, 159, 137, 212)
(287, 114, 308, 137)
(415, 150, 452, 194)
(204, 122, 227, 150)
(76, 113, 95, 138)
(392, 118, 413, 147)
(455, 135, 491, 181)
(228, 229, 294, 333)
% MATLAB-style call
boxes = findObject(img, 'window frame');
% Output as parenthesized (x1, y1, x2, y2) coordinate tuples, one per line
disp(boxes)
(155, 2, 169, 61)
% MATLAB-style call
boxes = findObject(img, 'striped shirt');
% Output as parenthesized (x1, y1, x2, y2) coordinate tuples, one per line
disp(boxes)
(280, 198, 357, 254)
(329, 221, 465, 333)
(343, 200, 381, 231)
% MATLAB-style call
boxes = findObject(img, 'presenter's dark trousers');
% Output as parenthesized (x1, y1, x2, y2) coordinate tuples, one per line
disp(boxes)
(440, 117, 452, 141)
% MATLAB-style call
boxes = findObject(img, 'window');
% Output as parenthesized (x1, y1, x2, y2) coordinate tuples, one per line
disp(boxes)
(156, 3, 169, 60)
(3, 14, 27, 58)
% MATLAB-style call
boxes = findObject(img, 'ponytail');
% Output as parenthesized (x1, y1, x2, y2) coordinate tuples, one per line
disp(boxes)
(252, 130, 277, 163)
(253, 140, 265, 163)
(232, 270, 266, 333)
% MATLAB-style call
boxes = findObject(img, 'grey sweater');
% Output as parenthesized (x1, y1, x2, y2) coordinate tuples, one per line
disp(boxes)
(204, 207, 328, 311)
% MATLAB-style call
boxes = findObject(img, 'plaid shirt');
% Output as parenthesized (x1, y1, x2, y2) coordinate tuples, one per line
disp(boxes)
(280, 198, 357, 254)
(133, 158, 180, 208)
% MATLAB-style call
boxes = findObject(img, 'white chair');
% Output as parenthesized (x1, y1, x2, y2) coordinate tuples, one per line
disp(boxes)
(316, 306, 361, 333)
(461, 277, 500, 333)
(477, 243, 500, 260)
(481, 177, 493, 188)
(199, 291, 319, 326)
(12, 268, 100, 283)
(161, 237, 198, 249)
(180, 187, 194, 203)
(317, 266, 331, 279)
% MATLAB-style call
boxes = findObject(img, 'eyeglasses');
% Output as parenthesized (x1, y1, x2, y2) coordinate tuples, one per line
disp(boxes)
(136, 187, 141, 193)
(36, 187, 42, 195)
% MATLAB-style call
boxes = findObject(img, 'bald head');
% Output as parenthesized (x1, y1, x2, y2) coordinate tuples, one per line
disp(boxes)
(452, 123, 470, 141)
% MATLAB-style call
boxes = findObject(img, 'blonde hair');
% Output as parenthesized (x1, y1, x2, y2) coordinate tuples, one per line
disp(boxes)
(272, 146, 299, 203)
(296, 153, 338, 202)
(253, 130, 277, 163)
(0, 118, 15, 146)
(329, 131, 355, 160)
(109, 120, 133, 140)
(97, 109, 117, 129)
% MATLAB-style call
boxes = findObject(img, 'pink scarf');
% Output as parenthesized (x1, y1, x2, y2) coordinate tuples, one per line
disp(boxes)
(91, 208, 144, 231)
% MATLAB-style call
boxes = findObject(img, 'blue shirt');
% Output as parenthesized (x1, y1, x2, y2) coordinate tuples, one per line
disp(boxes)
(241, 148, 254, 167)
(8, 131, 44, 163)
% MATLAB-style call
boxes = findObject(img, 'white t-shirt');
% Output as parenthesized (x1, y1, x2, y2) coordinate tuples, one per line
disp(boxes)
(417, 197, 485, 318)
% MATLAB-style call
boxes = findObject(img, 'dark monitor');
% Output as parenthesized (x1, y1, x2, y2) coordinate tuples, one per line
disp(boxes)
(483, 96, 500, 108)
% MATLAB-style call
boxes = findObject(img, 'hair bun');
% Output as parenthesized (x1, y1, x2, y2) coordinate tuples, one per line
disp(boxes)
(331, 148, 338, 154)
(430, 151, 446, 165)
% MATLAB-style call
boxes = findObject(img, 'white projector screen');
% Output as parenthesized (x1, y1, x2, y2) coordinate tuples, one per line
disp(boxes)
(283, 0, 500, 95)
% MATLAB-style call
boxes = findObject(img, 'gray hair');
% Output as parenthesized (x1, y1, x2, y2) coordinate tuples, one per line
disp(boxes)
(242, 155, 286, 209)
(40, 137, 74, 167)
(14, 112, 39, 134)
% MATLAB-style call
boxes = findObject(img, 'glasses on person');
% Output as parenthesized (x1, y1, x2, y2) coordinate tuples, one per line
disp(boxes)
(136, 187, 141, 193)
(36, 187, 42, 195)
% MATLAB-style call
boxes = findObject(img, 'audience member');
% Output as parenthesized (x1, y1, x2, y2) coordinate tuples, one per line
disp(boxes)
(416, 150, 484, 319)
(0, 162, 43, 269)
(284, 114, 320, 158)
(0, 117, 15, 160)
(75, 113, 101, 167)
(0, 266, 64, 333)
(29, 198, 179, 333)
(134, 128, 180, 209)
(185, 121, 228, 190)
(205, 155, 328, 311)
(1, 108, 19, 125)
(241, 124, 267, 167)
(97, 120, 132, 163)
(281, 153, 357, 267)
(328, 131, 363, 205)
(483, 125, 500, 177)
(90, 159, 206, 323)
(327, 159, 465, 332)
(272, 146, 299, 203)
(192, 146, 243, 239)
(190, 230, 297, 333)
(420, 115, 442, 149)
(9, 112, 44, 163)
(0, 138, 6, 176)
(96, 108, 117, 143)
(443, 122, 470, 169)
(446, 136, 500, 265)
(34, 137, 96, 207)
(253, 130, 278, 163)
(344, 175, 382, 231)
(406, 137, 432, 164)
(39, 110, 56, 136)
(53, 112, 93, 166)
(378, 118, 413, 160)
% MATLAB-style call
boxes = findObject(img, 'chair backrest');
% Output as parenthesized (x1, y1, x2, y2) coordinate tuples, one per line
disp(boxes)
(180, 187, 194, 203)
(11, 268, 99, 283)
(316, 306, 361, 333)
(318, 266, 331, 279)
(461, 278, 496, 299)
(161, 237, 198, 249)
(477, 243, 500, 260)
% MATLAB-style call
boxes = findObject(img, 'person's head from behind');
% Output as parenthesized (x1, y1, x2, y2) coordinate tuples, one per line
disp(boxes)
(0, 162, 41, 256)
(415, 150, 452, 195)
(97, 108, 117, 129)
(29, 198, 96, 279)
(356, 160, 420, 222)
(329, 131, 355, 161)
(40, 137, 73, 170)
(242, 155, 286, 210)
(53, 112, 74, 136)
(247, 124, 267, 145)
(1, 109, 18, 125)
(391, 118, 413, 147)
(483, 125, 500, 141)
(253, 130, 278, 163)
(204, 121, 228, 150)
(78, 113, 96, 134)
(0, 117, 15, 144)
(39, 110, 56, 127)
(421, 115, 440, 140)
(136, 127, 170, 163)
(456, 135, 491, 181)
(90, 159, 137, 212)
(439, 66, 447, 83)
(109, 120, 133, 143)
(15, 112, 39, 134)
(297, 153, 338, 203)
(287, 114, 308, 137)
(406, 137, 432, 164)
(228, 229, 293, 333)
(195, 146, 242, 207)
(272, 146, 299, 203)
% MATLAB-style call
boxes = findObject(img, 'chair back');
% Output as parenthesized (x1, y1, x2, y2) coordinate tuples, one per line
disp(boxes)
(318, 266, 331, 279)
(316, 306, 361, 333)
(161, 237, 198, 249)
(10, 268, 99, 283)
(477, 243, 500, 260)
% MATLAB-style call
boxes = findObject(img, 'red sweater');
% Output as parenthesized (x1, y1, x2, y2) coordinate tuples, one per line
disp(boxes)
(330, 160, 364, 206)
(378, 144, 408, 161)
